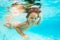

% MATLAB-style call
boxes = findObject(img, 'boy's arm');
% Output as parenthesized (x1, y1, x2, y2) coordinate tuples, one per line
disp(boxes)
(15, 27, 25, 36)
(15, 27, 28, 38)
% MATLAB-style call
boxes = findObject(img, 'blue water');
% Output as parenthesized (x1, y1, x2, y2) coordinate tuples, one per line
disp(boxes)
(0, 0, 60, 40)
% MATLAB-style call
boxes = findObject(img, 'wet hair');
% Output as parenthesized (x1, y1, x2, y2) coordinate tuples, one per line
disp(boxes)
(28, 8, 41, 13)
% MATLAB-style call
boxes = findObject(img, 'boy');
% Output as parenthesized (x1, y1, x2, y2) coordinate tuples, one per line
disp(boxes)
(5, 5, 41, 39)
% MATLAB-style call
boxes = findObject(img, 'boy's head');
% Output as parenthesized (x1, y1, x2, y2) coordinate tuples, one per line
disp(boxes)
(26, 5, 41, 19)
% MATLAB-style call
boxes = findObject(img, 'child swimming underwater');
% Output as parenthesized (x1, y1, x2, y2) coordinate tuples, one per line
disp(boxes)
(5, 0, 41, 39)
(6, 4, 41, 38)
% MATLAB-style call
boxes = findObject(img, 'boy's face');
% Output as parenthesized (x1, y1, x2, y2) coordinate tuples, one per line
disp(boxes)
(27, 12, 38, 23)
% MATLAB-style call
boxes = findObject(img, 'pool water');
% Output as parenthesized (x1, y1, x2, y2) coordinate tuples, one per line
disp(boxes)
(0, 0, 60, 40)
